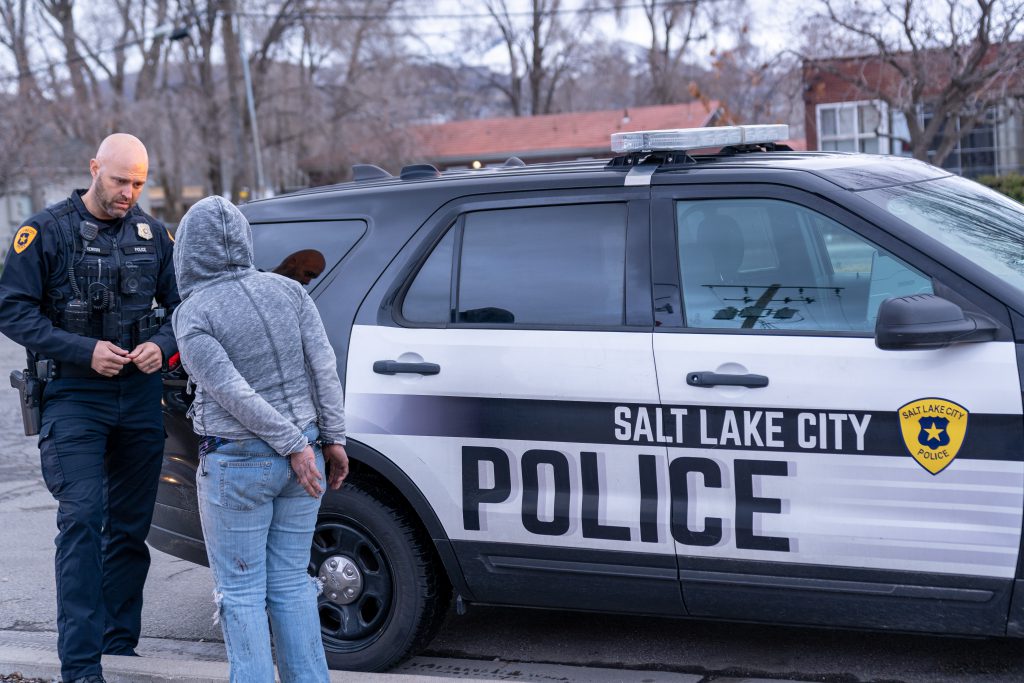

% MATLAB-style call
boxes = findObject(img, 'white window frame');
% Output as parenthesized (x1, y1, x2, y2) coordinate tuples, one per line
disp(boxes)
(816, 100, 891, 154)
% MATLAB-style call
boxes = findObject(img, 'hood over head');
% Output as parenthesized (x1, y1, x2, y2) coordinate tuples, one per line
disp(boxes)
(173, 195, 255, 298)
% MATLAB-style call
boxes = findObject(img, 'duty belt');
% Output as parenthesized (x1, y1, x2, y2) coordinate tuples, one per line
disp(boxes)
(55, 361, 140, 380)
(53, 309, 165, 348)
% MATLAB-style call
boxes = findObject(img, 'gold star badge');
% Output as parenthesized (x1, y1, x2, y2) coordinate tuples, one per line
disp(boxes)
(924, 423, 944, 442)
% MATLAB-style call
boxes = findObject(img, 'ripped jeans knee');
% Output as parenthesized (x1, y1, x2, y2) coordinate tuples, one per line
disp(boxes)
(211, 588, 224, 625)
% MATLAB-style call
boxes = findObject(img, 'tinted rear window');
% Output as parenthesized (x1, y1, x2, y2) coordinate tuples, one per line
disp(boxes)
(251, 220, 366, 289)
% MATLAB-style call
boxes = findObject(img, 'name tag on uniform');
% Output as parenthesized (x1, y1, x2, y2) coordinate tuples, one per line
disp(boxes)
(122, 245, 156, 255)
(85, 246, 111, 255)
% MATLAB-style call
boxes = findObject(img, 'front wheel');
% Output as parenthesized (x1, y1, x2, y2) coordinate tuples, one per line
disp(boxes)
(309, 481, 451, 671)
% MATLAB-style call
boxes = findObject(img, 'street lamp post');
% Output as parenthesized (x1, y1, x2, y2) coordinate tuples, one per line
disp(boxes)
(233, 13, 267, 201)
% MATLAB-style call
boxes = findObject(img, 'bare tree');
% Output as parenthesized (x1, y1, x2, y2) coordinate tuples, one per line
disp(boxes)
(642, 0, 711, 104)
(468, 0, 597, 116)
(806, 0, 1024, 165)
(697, 17, 803, 133)
(0, 0, 418, 216)
(553, 38, 643, 111)
(0, 0, 84, 204)
(0, 0, 40, 97)
(608, 0, 740, 105)
(174, 0, 231, 197)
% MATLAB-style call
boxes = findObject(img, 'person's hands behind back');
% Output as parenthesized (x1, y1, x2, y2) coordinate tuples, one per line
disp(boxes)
(324, 443, 349, 490)
(289, 444, 323, 497)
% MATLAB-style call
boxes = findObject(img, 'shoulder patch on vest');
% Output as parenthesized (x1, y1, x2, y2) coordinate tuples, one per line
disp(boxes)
(13, 226, 37, 254)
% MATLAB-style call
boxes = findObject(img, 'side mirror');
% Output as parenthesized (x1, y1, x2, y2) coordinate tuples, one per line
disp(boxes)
(875, 294, 998, 350)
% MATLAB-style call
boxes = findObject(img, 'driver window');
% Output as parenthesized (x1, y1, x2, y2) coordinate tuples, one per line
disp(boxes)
(676, 198, 932, 332)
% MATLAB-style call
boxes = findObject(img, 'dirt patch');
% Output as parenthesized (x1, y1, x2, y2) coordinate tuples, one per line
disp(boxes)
(0, 673, 55, 683)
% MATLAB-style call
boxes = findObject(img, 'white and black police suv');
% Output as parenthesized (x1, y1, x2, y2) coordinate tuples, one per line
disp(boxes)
(152, 124, 1024, 671)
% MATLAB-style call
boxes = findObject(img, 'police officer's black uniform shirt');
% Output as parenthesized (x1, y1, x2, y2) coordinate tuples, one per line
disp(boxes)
(0, 189, 180, 366)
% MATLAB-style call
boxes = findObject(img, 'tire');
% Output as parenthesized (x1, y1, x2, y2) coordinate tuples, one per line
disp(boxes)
(309, 480, 452, 672)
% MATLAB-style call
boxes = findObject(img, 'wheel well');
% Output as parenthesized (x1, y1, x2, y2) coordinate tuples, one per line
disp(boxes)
(344, 442, 473, 600)
(347, 459, 419, 520)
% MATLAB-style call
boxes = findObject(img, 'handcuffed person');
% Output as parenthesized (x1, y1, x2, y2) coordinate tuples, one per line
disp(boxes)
(171, 195, 349, 683)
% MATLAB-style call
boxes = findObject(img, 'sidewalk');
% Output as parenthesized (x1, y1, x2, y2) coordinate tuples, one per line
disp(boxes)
(0, 645, 467, 683)
(0, 630, 487, 683)
(0, 631, 471, 683)
(0, 630, 808, 683)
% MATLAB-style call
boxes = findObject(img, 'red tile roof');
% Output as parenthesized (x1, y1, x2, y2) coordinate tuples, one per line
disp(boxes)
(415, 101, 722, 164)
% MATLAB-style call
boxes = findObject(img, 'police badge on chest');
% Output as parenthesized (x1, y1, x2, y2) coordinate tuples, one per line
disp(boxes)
(136, 222, 152, 240)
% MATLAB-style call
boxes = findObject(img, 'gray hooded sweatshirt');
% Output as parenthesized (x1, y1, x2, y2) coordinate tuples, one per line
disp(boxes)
(171, 196, 345, 455)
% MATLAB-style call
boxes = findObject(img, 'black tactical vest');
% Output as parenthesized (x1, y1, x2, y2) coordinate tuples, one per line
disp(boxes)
(45, 199, 165, 351)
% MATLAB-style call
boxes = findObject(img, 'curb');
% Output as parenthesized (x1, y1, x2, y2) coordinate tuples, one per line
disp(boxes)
(0, 646, 490, 683)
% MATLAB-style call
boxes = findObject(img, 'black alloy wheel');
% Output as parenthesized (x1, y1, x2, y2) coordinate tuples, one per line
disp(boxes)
(311, 519, 393, 645)
(309, 481, 451, 671)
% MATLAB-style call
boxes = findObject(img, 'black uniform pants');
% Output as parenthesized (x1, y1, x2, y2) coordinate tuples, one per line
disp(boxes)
(38, 371, 164, 681)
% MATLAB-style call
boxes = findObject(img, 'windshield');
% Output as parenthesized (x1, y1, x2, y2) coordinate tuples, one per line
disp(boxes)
(861, 175, 1024, 295)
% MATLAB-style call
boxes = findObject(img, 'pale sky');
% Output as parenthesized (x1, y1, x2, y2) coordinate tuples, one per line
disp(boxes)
(415, 0, 807, 66)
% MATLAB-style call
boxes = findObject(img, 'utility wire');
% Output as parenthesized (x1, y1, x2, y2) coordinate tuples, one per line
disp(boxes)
(231, 0, 708, 22)
(0, 0, 713, 86)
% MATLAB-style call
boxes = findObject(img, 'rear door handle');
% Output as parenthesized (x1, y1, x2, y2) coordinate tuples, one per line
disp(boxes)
(687, 371, 768, 388)
(373, 360, 441, 376)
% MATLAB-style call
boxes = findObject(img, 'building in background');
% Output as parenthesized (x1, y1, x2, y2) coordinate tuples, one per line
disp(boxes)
(803, 55, 1024, 178)
(415, 101, 725, 170)
(0, 176, 84, 261)
(145, 185, 207, 225)
(300, 101, 796, 185)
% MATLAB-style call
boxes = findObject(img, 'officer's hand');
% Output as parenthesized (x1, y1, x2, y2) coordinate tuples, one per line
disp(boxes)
(289, 445, 324, 498)
(91, 340, 131, 377)
(324, 443, 349, 490)
(128, 341, 163, 374)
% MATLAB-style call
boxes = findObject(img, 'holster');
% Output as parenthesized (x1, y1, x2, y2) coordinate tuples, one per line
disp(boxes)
(9, 368, 42, 436)
(9, 358, 54, 436)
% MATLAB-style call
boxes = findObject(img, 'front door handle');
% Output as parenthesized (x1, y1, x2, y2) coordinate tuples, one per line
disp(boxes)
(373, 360, 441, 376)
(687, 371, 768, 388)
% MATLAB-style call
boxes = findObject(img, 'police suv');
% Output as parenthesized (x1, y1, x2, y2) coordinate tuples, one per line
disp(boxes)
(151, 124, 1024, 671)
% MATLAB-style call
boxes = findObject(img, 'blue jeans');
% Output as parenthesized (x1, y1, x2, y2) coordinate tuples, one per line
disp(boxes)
(197, 424, 329, 683)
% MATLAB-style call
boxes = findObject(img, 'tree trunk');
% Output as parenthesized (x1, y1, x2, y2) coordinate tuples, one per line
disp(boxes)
(221, 1, 251, 202)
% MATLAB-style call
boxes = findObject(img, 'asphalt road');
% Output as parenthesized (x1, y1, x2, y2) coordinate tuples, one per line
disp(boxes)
(2, 333, 1024, 681)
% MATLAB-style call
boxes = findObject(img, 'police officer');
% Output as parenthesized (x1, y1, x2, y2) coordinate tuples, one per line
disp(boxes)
(0, 134, 179, 683)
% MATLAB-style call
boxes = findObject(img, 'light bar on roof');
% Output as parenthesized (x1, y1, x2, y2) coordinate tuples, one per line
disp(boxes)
(611, 124, 790, 153)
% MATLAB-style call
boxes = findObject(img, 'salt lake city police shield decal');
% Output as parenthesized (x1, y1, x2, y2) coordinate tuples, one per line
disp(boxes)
(898, 398, 969, 475)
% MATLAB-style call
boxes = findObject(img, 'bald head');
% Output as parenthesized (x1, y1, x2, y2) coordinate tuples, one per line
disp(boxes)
(95, 133, 149, 167)
(83, 133, 150, 220)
